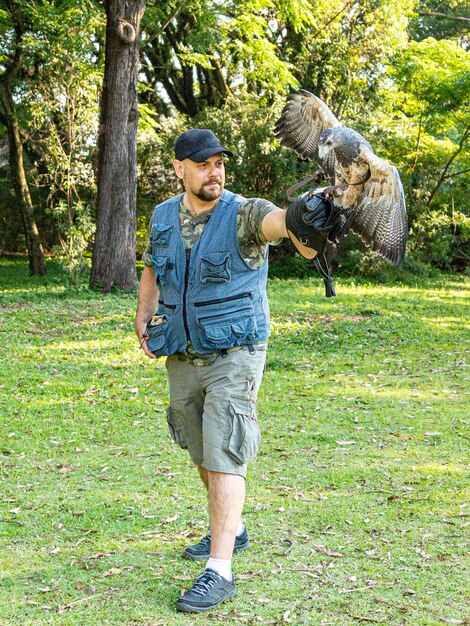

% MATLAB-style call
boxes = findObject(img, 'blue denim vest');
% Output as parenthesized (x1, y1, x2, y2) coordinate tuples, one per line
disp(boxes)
(147, 189, 270, 356)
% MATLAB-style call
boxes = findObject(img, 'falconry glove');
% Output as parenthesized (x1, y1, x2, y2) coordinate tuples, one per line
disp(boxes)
(286, 191, 344, 297)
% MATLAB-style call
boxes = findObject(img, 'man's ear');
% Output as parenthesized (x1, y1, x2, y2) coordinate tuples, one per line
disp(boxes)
(173, 159, 184, 180)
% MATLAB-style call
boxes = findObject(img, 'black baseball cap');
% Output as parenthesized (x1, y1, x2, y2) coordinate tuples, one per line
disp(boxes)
(174, 128, 233, 163)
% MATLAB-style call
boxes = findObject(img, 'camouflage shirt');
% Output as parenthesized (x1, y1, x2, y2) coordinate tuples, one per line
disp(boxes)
(142, 197, 282, 270)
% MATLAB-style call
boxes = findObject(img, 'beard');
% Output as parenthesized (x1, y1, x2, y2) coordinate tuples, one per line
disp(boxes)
(193, 180, 223, 202)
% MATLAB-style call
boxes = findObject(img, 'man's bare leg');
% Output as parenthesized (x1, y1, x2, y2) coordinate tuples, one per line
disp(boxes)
(207, 470, 245, 559)
(198, 465, 209, 489)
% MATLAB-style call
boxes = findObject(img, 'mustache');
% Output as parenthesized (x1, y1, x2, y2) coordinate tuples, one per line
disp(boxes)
(205, 179, 222, 185)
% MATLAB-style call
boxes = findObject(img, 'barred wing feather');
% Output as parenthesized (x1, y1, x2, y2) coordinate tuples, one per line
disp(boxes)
(274, 89, 340, 175)
(346, 155, 408, 265)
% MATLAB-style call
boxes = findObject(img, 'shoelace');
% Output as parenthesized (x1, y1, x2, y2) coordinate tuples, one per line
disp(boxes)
(199, 534, 211, 547)
(191, 571, 221, 597)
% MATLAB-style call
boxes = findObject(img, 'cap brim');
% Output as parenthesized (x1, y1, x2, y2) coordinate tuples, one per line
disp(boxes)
(189, 146, 234, 162)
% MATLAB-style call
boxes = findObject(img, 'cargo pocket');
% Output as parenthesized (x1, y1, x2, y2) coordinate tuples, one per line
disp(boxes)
(200, 251, 231, 283)
(223, 401, 261, 465)
(166, 405, 188, 449)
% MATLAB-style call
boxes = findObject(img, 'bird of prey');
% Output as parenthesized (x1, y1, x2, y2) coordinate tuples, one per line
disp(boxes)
(274, 89, 408, 265)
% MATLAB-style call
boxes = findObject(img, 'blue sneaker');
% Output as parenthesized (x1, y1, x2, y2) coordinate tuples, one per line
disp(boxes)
(182, 527, 250, 560)
(176, 568, 236, 613)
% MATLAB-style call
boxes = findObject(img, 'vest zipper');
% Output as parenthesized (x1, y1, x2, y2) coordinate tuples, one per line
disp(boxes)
(194, 291, 252, 307)
(182, 248, 191, 344)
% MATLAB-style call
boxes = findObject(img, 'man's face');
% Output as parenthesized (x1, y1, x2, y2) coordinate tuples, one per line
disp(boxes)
(174, 153, 225, 202)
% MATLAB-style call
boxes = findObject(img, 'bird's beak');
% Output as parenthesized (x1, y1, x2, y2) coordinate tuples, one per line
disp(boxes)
(318, 144, 330, 160)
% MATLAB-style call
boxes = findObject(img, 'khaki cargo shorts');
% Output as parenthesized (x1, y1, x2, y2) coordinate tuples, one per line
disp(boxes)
(165, 345, 267, 478)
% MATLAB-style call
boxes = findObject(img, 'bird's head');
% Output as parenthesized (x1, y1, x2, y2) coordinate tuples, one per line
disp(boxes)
(318, 127, 366, 164)
(318, 128, 340, 160)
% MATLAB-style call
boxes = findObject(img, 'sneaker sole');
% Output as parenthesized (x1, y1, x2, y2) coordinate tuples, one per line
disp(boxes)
(176, 588, 236, 613)
(182, 540, 250, 561)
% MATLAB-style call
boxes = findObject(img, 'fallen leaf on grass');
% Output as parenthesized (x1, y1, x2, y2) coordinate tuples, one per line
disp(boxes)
(440, 619, 469, 625)
(347, 613, 382, 623)
(87, 551, 112, 560)
(162, 514, 179, 523)
(76, 581, 96, 593)
(336, 440, 356, 445)
(403, 589, 415, 595)
(58, 466, 75, 474)
(237, 571, 262, 580)
(317, 547, 343, 557)
(173, 574, 192, 581)
(102, 568, 121, 577)
(296, 569, 320, 579)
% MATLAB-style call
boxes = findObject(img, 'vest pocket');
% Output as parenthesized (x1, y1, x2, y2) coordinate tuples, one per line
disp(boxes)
(151, 255, 170, 286)
(223, 401, 260, 465)
(200, 251, 231, 283)
(146, 315, 169, 354)
(198, 308, 258, 350)
(151, 223, 172, 246)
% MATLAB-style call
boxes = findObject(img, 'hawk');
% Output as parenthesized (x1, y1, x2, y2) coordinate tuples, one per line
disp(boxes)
(274, 89, 408, 265)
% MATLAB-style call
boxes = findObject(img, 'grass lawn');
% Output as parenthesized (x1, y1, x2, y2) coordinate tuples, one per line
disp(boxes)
(0, 256, 469, 626)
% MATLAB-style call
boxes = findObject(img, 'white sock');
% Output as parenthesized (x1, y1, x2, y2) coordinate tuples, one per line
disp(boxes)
(206, 557, 232, 581)
(236, 520, 245, 537)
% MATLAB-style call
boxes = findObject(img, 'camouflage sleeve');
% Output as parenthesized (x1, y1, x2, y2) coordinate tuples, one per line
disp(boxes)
(142, 216, 154, 268)
(237, 198, 282, 248)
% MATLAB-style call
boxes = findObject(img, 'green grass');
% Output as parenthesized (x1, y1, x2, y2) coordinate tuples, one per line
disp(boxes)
(1, 256, 469, 626)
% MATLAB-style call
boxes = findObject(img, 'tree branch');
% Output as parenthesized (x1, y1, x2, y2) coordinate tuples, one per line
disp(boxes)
(427, 124, 470, 207)
(1, 3, 25, 86)
(147, 2, 185, 44)
(418, 11, 470, 23)
(312, 0, 356, 38)
(443, 167, 470, 180)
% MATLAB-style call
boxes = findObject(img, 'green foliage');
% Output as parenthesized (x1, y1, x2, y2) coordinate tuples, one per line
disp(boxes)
(409, 0, 470, 44)
(1, 257, 469, 624)
(364, 36, 470, 271)
(50, 200, 96, 285)
(0, 0, 103, 254)
(0, 0, 468, 274)
(410, 206, 470, 271)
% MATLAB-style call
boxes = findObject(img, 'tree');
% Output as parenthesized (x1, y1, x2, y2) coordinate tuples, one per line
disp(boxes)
(90, 0, 145, 292)
(21, 2, 103, 283)
(0, 1, 46, 275)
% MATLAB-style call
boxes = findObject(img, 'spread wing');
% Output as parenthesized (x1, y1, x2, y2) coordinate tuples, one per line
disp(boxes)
(274, 89, 340, 177)
(341, 147, 408, 265)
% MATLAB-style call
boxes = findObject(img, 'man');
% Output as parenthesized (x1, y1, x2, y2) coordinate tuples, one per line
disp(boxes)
(135, 128, 333, 613)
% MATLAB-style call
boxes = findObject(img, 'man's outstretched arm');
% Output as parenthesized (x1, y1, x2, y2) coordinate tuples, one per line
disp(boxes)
(135, 266, 159, 359)
(261, 208, 288, 242)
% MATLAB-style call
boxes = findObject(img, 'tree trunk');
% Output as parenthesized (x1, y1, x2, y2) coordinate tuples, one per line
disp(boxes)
(90, 0, 145, 292)
(0, 88, 46, 276)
